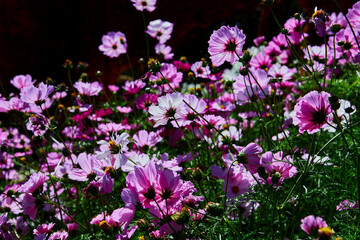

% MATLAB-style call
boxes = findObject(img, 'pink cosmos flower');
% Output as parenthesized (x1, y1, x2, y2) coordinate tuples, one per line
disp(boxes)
(34, 223, 55, 235)
(233, 68, 270, 103)
(18, 172, 47, 194)
(149, 63, 183, 92)
(260, 151, 297, 186)
(99, 31, 127, 58)
(68, 153, 102, 181)
(73, 81, 103, 96)
(293, 90, 332, 134)
(173, 59, 191, 72)
(130, 0, 156, 12)
(108, 84, 119, 92)
(333, 27, 360, 61)
(0, 96, 27, 113)
(116, 106, 132, 113)
(249, 52, 272, 70)
(22, 193, 38, 220)
(191, 61, 211, 78)
(122, 79, 146, 95)
(176, 94, 207, 127)
(10, 74, 36, 89)
(26, 113, 49, 136)
(135, 93, 158, 110)
(303, 45, 326, 62)
(284, 17, 307, 44)
(208, 25, 246, 66)
(235, 143, 263, 174)
(127, 162, 159, 208)
(347, 2, 360, 31)
(133, 130, 162, 149)
(155, 43, 174, 60)
(264, 41, 282, 59)
(48, 230, 68, 240)
(146, 19, 174, 44)
(156, 169, 183, 206)
(211, 162, 253, 199)
(268, 64, 296, 82)
(20, 82, 54, 105)
(253, 36, 265, 46)
(148, 92, 184, 128)
(300, 215, 328, 236)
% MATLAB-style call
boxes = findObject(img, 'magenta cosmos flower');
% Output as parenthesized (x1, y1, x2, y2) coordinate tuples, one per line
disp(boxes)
(208, 25, 246, 66)
(99, 31, 127, 58)
(293, 91, 332, 134)
(130, 0, 157, 12)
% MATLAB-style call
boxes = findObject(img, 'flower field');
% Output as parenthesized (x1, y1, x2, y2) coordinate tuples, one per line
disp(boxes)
(1, 0, 360, 239)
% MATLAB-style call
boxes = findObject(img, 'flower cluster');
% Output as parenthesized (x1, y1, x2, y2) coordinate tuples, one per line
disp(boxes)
(1, 1, 360, 239)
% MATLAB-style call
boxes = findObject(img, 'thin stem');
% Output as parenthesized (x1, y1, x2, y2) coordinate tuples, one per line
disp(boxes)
(141, 11, 150, 61)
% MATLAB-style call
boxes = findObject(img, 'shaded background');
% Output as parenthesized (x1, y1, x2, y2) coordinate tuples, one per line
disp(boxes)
(0, 0, 356, 90)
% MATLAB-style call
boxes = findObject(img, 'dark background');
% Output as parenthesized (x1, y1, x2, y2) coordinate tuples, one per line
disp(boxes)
(0, 0, 356, 90)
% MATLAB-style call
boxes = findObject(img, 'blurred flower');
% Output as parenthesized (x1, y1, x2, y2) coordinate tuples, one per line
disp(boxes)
(130, 0, 157, 12)
(99, 31, 127, 58)
(146, 19, 174, 44)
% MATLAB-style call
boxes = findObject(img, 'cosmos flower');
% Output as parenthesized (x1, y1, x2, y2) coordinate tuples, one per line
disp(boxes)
(155, 43, 174, 60)
(99, 31, 127, 58)
(10, 74, 36, 89)
(208, 25, 246, 66)
(293, 91, 332, 134)
(130, 0, 157, 12)
(148, 92, 184, 128)
(20, 82, 54, 105)
(73, 81, 103, 96)
(190, 61, 211, 78)
(146, 19, 174, 44)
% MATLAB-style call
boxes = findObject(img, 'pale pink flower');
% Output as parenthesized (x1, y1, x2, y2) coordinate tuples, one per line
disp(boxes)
(20, 82, 54, 105)
(73, 81, 103, 96)
(208, 25, 246, 66)
(10, 74, 36, 89)
(130, 0, 156, 12)
(18, 172, 47, 194)
(176, 94, 207, 127)
(99, 31, 127, 58)
(148, 92, 184, 128)
(133, 130, 162, 148)
(191, 61, 211, 78)
(149, 63, 183, 92)
(146, 19, 174, 44)
(68, 153, 102, 181)
(155, 43, 174, 60)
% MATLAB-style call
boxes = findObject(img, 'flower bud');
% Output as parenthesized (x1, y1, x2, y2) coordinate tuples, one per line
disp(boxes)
(148, 58, 162, 73)
(205, 202, 223, 217)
